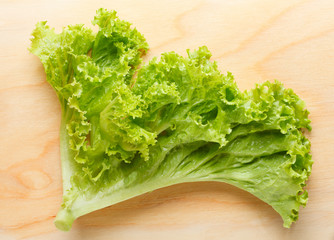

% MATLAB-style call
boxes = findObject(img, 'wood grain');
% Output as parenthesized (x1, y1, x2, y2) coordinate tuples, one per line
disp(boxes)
(1, 0, 334, 239)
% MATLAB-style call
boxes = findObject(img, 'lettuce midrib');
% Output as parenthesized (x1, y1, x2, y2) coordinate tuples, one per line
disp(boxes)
(56, 108, 299, 230)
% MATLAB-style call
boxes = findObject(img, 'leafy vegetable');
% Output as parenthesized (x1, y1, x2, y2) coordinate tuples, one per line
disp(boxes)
(30, 9, 312, 231)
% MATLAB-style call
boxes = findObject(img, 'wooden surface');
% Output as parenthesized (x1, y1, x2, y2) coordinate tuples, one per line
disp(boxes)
(1, 0, 334, 239)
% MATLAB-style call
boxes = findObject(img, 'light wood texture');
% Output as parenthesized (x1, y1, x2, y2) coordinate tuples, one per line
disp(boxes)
(1, 0, 334, 239)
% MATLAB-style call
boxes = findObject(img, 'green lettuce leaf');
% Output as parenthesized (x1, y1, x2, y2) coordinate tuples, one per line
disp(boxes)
(30, 8, 312, 231)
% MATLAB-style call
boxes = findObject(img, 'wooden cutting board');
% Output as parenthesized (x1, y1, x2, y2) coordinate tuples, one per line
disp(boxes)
(1, 0, 334, 239)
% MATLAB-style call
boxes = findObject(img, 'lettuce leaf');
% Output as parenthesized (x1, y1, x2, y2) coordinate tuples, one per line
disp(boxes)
(30, 8, 312, 231)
